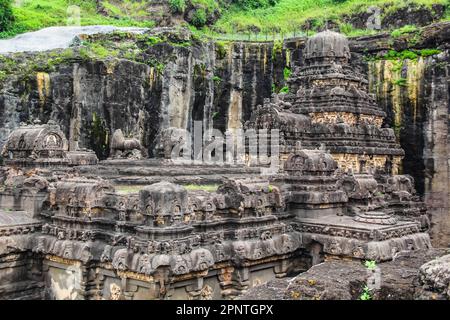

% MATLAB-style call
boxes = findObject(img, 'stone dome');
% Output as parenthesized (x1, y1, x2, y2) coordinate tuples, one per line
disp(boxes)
(305, 30, 351, 60)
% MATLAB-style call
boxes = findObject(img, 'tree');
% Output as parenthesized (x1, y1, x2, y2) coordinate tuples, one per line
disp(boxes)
(0, 0, 14, 33)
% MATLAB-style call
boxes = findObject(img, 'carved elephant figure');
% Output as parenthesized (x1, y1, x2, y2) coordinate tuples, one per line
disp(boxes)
(110, 129, 146, 159)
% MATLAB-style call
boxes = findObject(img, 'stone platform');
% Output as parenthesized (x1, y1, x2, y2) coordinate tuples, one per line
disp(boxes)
(296, 215, 431, 261)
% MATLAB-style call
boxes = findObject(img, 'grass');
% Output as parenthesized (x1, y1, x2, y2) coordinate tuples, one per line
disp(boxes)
(184, 184, 219, 192)
(0, 0, 154, 39)
(115, 184, 219, 194)
(390, 24, 419, 38)
(3, 0, 449, 40)
(211, 0, 448, 35)
(379, 49, 442, 61)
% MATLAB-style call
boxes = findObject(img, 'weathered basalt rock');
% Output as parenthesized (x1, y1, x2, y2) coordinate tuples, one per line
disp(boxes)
(239, 249, 449, 300)
(0, 27, 448, 300)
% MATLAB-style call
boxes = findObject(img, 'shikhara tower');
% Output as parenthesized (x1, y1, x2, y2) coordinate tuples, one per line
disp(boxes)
(247, 30, 404, 175)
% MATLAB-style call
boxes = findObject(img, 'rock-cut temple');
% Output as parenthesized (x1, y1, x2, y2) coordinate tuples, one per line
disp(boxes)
(0, 31, 432, 300)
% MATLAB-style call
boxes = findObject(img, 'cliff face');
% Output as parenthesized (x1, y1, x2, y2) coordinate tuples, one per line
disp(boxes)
(355, 24, 450, 247)
(0, 32, 282, 159)
(0, 23, 449, 245)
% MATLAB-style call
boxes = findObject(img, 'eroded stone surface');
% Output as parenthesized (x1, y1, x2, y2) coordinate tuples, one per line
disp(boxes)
(0, 30, 444, 300)
(240, 249, 449, 300)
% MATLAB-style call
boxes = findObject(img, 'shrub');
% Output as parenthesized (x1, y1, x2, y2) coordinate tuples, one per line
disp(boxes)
(272, 39, 283, 60)
(191, 8, 207, 28)
(215, 40, 229, 59)
(0, 0, 14, 33)
(279, 86, 289, 93)
(391, 25, 419, 38)
(339, 23, 354, 35)
(234, 0, 279, 10)
(169, 0, 186, 14)
(283, 67, 291, 80)
(419, 49, 441, 57)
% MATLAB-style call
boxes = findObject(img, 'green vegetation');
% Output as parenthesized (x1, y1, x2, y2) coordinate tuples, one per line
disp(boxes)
(364, 260, 377, 270)
(283, 67, 291, 80)
(359, 260, 377, 300)
(0, 0, 154, 39)
(390, 25, 419, 38)
(392, 78, 407, 87)
(215, 40, 229, 59)
(235, 0, 280, 10)
(212, 75, 222, 83)
(272, 39, 282, 59)
(146, 58, 165, 74)
(212, 0, 448, 36)
(0, 48, 79, 90)
(339, 23, 378, 37)
(370, 48, 442, 62)
(2, 0, 449, 40)
(359, 285, 373, 300)
(279, 86, 289, 93)
(0, 70, 7, 82)
(184, 184, 219, 192)
(116, 184, 219, 194)
(191, 8, 207, 28)
(169, 0, 187, 13)
(418, 49, 442, 57)
(0, 0, 14, 33)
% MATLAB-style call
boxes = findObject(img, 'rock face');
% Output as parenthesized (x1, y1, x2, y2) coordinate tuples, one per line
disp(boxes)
(239, 249, 449, 300)
(419, 254, 450, 299)
(0, 31, 438, 300)
(0, 29, 279, 161)
(0, 23, 449, 248)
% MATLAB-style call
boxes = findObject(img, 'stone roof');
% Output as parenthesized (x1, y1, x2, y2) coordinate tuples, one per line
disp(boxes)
(2, 121, 68, 153)
(305, 30, 351, 60)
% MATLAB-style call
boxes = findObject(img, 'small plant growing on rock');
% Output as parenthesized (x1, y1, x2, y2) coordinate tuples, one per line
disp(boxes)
(215, 41, 229, 59)
(364, 260, 377, 270)
(279, 86, 289, 94)
(212, 75, 222, 84)
(272, 40, 283, 60)
(283, 67, 291, 80)
(392, 78, 407, 87)
(359, 285, 372, 300)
